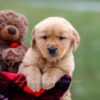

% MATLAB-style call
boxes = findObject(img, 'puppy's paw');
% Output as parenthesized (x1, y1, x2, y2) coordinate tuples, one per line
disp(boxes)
(42, 73, 57, 90)
(27, 75, 41, 92)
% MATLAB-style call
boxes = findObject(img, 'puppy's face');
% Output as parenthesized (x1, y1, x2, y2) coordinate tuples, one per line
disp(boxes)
(32, 17, 80, 62)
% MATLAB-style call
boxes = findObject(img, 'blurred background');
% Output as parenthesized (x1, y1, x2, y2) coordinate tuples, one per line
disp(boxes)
(0, 0, 100, 100)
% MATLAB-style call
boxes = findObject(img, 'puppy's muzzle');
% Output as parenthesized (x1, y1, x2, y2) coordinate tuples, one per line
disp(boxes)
(48, 47, 57, 56)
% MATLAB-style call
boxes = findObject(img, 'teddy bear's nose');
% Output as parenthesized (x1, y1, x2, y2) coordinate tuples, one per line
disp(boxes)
(8, 27, 16, 35)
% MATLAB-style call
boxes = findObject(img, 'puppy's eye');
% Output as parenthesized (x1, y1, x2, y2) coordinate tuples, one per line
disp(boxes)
(41, 36, 47, 39)
(59, 36, 66, 40)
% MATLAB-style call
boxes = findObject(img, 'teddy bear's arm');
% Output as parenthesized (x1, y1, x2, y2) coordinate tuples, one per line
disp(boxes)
(2, 46, 27, 72)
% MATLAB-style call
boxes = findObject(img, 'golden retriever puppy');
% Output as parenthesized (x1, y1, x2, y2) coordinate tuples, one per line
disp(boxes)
(18, 17, 80, 97)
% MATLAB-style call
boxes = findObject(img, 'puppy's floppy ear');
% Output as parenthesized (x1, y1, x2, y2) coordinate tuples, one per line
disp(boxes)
(31, 28, 36, 48)
(71, 29, 80, 51)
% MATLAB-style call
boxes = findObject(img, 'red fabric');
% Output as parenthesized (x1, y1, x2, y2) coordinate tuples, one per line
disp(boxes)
(9, 42, 20, 48)
(1, 72, 45, 96)
(2, 71, 17, 80)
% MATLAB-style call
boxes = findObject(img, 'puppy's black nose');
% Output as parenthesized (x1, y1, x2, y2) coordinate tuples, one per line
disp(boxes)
(8, 27, 16, 35)
(48, 47, 57, 56)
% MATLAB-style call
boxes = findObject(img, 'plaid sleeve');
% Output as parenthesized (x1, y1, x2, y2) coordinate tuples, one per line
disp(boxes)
(0, 72, 26, 99)
(39, 75, 71, 100)
(0, 72, 71, 100)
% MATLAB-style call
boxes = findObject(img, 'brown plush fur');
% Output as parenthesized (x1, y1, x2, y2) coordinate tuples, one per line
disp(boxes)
(0, 10, 28, 73)
(19, 17, 80, 99)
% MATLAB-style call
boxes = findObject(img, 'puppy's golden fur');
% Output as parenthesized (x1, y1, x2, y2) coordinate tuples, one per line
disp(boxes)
(18, 17, 80, 99)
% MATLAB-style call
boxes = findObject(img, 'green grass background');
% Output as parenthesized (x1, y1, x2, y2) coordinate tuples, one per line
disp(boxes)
(0, 0, 100, 99)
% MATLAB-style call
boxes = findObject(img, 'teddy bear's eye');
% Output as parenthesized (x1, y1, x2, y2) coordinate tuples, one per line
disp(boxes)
(15, 23, 19, 27)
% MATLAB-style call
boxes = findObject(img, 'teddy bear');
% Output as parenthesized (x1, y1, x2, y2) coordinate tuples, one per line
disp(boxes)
(0, 10, 28, 73)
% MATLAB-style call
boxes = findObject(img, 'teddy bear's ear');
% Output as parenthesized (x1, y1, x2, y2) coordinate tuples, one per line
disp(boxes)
(71, 29, 80, 51)
(31, 28, 36, 48)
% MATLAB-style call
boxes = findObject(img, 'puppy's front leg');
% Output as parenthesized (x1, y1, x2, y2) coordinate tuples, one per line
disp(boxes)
(42, 68, 64, 90)
(19, 65, 41, 92)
